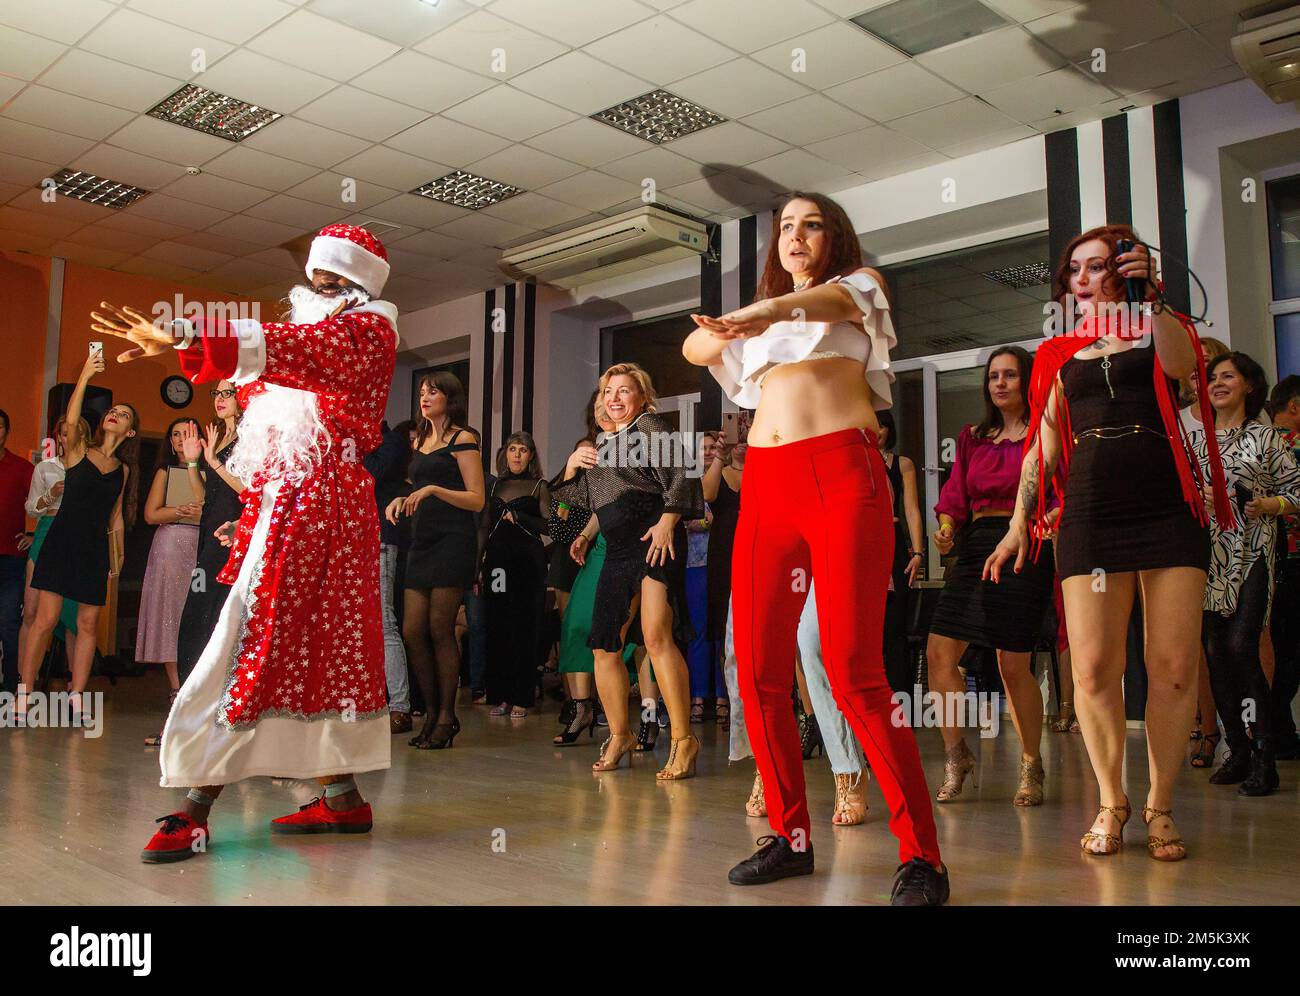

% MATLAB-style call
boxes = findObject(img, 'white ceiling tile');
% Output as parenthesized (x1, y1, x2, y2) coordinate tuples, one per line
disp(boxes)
(980, 65, 1116, 122)
(435, 211, 535, 247)
(886, 96, 1027, 150)
(71, 145, 189, 189)
(115, 256, 205, 283)
(364, 193, 469, 228)
(203, 146, 321, 191)
(751, 22, 906, 90)
(807, 125, 934, 172)
(1023, 0, 1185, 62)
(242, 118, 371, 168)
(585, 15, 736, 86)
(479, 191, 591, 228)
(0, 25, 68, 79)
(0, 152, 59, 186)
(489, 0, 653, 48)
(7, 186, 116, 224)
(243, 194, 347, 229)
(246, 10, 401, 82)
(826, 62, 965, 122)
(193, 49, 336, 115)
(79, 9, 235, 81)
(63, 223, 157, 254)
(2, 86, 134, 141)
(1088, 29, 1231, 96)
(49, 240, 132, 267)
(385, 115, 513, 165)
(0, 205, 89, 238)
(851, 151, 948, 184)
(738, 149, 857, 193)
(0, 118, 95, 165)
(671, 58, 811, 119)
(510, 51, 650, 115)
(335, 147, 450, 191)
(126, 0, 297, 44)
(938, 123, 1037, 157)
(388, 228, 501, 264)
(981, 0, 1080, 21)
(140, 239, 235, 271)
(351, 51, 494, 114)
(441, 85, 578, 141)
(93, 210, 189, 240)
(0, 179, 25, 203)
(0, 77, 21, 104)
(535, 170, 640, 211)
(600, 147, 712, 186)
(916, 26, 1066, 92)
(160, 172, 274, 212)
(295, 86, 430, 142)
(206, 213, 307, 246)
(669, 0, 834, 53)
(742, 94, 874, 145)
(808, 0, 894, 13)
(305, 0, 476, 46)
(662, 121, 790, 167)
(123, 192, 231, 229)
(105, 115, 233, 166)
(1162, 0, 1258, 25)
(169, 230, 264, 257)
(0, 228, 55, 253)
(0, 0, 115, 44)
(663, 175, 775, 215)
(286, 171, 399, 211)
(466, 144, 584, 189)
(35, 49, 182, 113)
(524, 118, 648, 167)
(1105, 64, 1245, 105)
(413, 11, 568, 79)
(1192, 14, 1239, 67)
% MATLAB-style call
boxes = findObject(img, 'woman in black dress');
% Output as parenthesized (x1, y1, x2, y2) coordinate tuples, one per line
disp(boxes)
(702, 436, 742, 728)
(483, 432, 550, 718)
(989, 224, 1230, 861)
(21, 348, 138, 717)
(875, 409, 924, 694)
(388, 372, 485, 749)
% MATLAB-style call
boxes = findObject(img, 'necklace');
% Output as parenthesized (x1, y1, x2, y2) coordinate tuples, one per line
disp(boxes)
(793, 279, 810, 291)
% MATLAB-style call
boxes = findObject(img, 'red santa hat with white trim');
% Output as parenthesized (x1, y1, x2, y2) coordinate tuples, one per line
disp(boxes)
(305, 223, 391, 298)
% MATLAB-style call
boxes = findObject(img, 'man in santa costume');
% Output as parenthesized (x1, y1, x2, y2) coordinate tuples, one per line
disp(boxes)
(92, 224, 399, 862)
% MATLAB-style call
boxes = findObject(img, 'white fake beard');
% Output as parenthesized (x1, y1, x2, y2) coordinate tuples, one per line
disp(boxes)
(224, 285, 369, 486)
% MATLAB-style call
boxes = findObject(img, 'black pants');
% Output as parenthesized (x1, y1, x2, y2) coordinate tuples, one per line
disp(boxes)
(1204, 558, 1271, 756)
(1270, 559, 1300, 747)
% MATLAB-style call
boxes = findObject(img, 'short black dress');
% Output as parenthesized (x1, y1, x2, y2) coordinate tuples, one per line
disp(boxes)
(31, 455, 123, 607)
(1056, 345, 1210, 579)
(404, 430, 481, 590)
(704, 473, 740, 642)
(176, 441, 242, 683)
(545, 471, 591, 592)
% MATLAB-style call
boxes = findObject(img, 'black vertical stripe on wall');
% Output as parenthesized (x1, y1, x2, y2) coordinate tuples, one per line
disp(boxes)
(1153, 99, 1191, 316)
(699, 222, 722, 430)
(481, 289, 495, 472)
(521, 281, 536, 435)
(1045, 128, 1081, 278)
(739, 214, 757, 306)
(1101, 113, 1132, 226)
(502, 282, 516, 444)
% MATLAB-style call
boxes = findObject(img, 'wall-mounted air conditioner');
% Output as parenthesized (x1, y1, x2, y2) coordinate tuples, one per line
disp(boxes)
(499, 204, 708, 288)
(1231, 5, 1300, 103)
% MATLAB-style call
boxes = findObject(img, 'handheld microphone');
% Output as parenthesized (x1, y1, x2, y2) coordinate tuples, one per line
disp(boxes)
(1115, 238, 1146, 305)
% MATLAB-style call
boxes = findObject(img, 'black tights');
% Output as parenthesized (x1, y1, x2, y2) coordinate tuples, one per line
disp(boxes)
(1204, 558, 1271, 755)
(404, 586, 464, 737)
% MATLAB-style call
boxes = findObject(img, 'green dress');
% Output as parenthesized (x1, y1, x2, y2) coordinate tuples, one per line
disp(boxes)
(558, 533, 636, 674)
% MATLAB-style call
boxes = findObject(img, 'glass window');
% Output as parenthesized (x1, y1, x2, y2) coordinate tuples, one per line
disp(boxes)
(1277, 312, 1300, 381)
(935, 365, 989, 499)
(1267, 174, 1300, 303)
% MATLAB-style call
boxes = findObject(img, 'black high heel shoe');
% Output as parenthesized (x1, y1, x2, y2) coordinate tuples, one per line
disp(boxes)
(632, 717, 660, 752)
(557, 698, 577, 728)
(799, 711, 823, 760)
(410, 716, 461, 750)
(554, 699, 596, 746)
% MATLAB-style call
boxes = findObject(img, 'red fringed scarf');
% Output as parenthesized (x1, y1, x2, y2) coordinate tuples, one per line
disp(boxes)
(1023, 307, 1235, 559)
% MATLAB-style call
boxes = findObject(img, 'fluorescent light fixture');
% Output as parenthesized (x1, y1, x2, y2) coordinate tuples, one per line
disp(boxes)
(411, 170, 524, 209)
(851, 0, 1008, 57)
(148, 84, 282, 142)
(983, 261, 1050, 290)
(591, 89, 726, 144)
(41, 168, 150, 209)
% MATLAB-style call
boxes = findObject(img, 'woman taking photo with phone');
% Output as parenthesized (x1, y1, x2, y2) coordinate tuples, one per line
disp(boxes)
(684, 192, 946, 905)
(987, 224, 1233, 861)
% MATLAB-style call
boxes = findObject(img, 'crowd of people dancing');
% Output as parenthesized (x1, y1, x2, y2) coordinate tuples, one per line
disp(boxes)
(4, 196, 1299, 906)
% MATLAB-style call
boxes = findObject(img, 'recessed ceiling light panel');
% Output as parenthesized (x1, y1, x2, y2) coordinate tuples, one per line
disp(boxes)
(983, 261, 1050, 289)
(851, 0, 1008, 57)
(148, 84, 282, 142)
(591, 89, 726, 144)
(42, 168, 150, 209)
(411, 170, 524, 210)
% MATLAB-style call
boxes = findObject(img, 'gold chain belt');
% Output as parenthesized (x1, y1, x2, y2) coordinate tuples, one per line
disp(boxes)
(1073, 424, 1167, 444)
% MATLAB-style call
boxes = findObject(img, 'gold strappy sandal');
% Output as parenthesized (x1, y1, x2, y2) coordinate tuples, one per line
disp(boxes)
(832, 771, 867, 825)
(1080, 800, 1131, 855)
(1142, 806, 1187, 862)
(745, 771, 766, 817)
(936, 739, 976, 802)
(1012, 757, 1044, 807)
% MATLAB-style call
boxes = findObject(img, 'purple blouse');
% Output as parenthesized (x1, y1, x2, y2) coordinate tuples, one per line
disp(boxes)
(935, 426, 1026, 526)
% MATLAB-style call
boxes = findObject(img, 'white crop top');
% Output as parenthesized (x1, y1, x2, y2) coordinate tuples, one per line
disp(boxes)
(709, 271, 897, 410)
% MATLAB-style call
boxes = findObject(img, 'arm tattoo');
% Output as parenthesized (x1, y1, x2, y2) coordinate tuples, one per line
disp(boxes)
(1018, 456, 1040, 517)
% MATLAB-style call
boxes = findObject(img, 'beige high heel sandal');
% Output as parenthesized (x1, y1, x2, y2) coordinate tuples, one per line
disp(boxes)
(832, 771, 867, 825)
(656, 734, 699, 780)
(745, 771, 766, 817)
(591, 733, 636, 771)
(1012, 757, 1044, 807)
(936, 739, 976, 802)
(1080, 800, 1131, 855)
(1142, 806, 1187, 862)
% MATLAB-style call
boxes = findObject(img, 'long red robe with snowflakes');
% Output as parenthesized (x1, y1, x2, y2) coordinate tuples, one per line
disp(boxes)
(158, 302, 397, 786)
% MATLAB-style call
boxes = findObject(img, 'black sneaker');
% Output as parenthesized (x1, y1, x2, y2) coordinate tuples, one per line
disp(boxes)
(727, 834, 814, 886)
(890, 857, 949, 906)
(1209, 749, 1252, 785)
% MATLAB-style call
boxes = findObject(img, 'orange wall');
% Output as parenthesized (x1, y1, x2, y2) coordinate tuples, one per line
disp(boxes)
(0, 251, 52, 464)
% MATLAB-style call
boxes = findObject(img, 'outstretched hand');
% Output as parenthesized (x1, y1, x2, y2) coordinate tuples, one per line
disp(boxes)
(90, 302, 175, 363)
(691, 299, 779, 340)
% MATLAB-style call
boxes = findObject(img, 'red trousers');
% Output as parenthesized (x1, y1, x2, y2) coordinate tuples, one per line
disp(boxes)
(732, 428, 941, 866)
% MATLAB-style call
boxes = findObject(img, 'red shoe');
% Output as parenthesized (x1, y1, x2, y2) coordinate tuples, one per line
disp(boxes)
(140, 812, 210, 864)
(270, 797, 373, 835)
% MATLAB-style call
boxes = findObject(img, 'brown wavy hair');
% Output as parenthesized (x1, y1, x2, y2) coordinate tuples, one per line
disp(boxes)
(757, 192, 864, 303)
(415, 370, 479, 450)
(1051, 223, 1142, 309)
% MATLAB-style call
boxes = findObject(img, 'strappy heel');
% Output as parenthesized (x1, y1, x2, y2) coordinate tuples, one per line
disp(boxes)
(936, 739, 976, 802)
(553, 698, 595, 746)
(1012, 757, 1044, 807)
(1142, 806, 1187, 861)
(745, 771, 766, 817)
(592, 733, 635, 771)
(656, 734, 699, 780)
(1051, 701, 1079, 733)
(632, 717, 659, 752)
(1190, 731, 1220, 769)
(832, 771, 867, 825)
(1080, 799, 1131, 855)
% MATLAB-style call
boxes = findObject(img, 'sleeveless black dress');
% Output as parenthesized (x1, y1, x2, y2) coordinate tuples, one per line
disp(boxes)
(404, 430, 481, 590)
(882, 453, 912, 691)
(483, 477, 549, 707)
(1057, 345, 1209, 579)
(31, 455, 123, 606)
(176, 441, 242, 683)
(705, 474, 740, 641)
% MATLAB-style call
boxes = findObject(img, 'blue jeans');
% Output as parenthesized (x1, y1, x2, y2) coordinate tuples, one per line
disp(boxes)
(0, 555, 24, 693)
(685, 565, 720, 698)
(465, 588, 487, 692)
(380, 544, 410, 713)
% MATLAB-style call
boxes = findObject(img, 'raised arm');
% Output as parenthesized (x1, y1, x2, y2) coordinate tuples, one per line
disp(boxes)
(64, 350, 104, 463)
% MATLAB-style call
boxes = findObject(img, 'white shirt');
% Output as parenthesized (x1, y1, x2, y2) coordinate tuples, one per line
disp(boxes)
(710, 270, 897, 410)
(26, 457, 66, 517)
